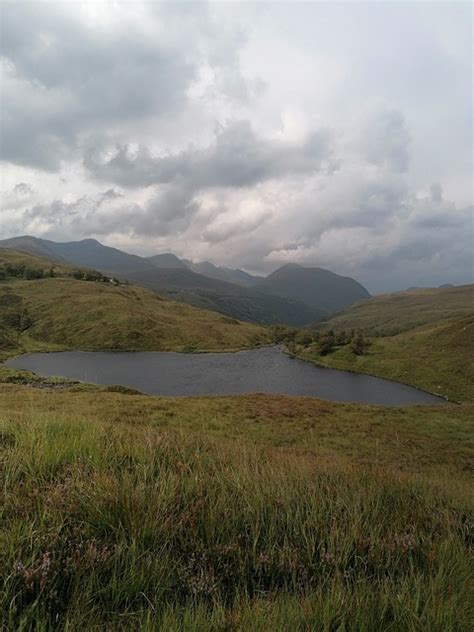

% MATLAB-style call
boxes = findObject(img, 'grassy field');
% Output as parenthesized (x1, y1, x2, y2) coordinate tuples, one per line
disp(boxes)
(318, 285, 473, 336)
(299, 285, 474, 402)
(1, 384, 473, 630)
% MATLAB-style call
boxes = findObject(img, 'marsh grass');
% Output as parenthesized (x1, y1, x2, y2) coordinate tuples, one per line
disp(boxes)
(1, 387, 473, 630)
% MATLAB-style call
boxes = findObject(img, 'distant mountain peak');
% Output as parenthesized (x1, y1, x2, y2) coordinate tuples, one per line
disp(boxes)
(80, 238, 101, 245)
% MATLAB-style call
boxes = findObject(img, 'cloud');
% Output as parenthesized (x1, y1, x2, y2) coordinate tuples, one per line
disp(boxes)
(84, 120, 334, 189)
(0, 3, 252, 171)
(0, 2, 472, 292)
(359, 108, 411, 172)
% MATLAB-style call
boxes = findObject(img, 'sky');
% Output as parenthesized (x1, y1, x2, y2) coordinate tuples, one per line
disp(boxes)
(0, 1, 472, 293)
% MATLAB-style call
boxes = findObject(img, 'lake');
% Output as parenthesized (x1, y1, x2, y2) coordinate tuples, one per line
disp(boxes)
(6, 346, 446, 405)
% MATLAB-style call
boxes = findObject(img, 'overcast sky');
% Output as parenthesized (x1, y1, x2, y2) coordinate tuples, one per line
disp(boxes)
(1, 1, 472, 292)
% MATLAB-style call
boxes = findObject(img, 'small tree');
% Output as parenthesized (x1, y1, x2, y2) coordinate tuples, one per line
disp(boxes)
(295, 330, 314, 347)
(318, 333, 335, 356)
(335, 330, 349, 346)
(350, 332, 370, 355)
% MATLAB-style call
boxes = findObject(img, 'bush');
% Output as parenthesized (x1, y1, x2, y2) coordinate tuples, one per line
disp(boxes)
(269, 325, 298, 344)
(350, 332, 371, 355)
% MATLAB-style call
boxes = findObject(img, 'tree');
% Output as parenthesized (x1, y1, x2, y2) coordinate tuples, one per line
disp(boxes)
(350, 332, 370, 355)
(295, 330, 314, 347)
(317, 333, 335, 356)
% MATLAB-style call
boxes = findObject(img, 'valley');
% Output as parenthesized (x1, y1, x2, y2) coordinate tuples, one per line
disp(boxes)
(0, 236, 369, 326)
(0, 245, 473, 631)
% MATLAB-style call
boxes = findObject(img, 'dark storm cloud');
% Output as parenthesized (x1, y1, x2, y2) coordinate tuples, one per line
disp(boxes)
(1, 2, 472, 293)
(84, 121, 334, 189)
(1, 4, 197, 170)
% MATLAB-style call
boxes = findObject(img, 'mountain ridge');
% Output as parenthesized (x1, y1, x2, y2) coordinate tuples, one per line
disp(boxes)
(0, 235, 370, 325)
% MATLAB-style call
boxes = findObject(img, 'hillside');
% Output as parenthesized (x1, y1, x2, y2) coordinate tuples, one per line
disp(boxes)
(146, 253, 188, 269)
(0, 235, 156, 275)
(126, 267, 323, 326)
(188, 260, 262, 286)
(1, 237, 375, 325)
(291, 285, 474, 402)
(0, 238, 323, 326)
(319, 285, 474, 336)
(0, 250, 270, 357)
(255, 263, 370, 313)
(0, 247, 74, 277)
(302, 316, 474, 402)
(1, 384, 472, 629)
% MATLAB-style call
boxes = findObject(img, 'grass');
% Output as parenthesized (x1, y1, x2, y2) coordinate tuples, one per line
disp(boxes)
(0, 277, 269, 357)
(0, 385, 473, 630)
(298, 316, 474, 403)
(319, 284, 474, 337)
(1, 251, 473, 629)
(0, 247, 74, 277)
(303, 285, 474, 402)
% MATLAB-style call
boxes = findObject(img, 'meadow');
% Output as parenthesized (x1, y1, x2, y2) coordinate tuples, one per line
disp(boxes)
(1, 385, 473, 630)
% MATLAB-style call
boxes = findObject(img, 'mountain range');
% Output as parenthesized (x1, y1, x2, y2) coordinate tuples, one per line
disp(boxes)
(0, 235, 370, 325)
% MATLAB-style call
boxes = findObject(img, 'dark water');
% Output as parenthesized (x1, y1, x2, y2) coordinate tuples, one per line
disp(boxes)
(6, 346, 445, 406)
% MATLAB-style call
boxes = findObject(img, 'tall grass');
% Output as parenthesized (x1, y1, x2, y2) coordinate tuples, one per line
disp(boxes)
(1, 399, 472, 630)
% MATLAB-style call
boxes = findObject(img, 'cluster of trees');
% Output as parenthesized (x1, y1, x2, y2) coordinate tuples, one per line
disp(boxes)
(70, 269, 117, 283)
(270, 324, 371, 356)
(0, 262, 55, 280)
(0, 292, 33, 333)
(0, 261, 118, 285)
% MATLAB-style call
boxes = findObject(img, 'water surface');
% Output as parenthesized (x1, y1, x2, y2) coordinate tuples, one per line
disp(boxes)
(7, 346, 445, 406)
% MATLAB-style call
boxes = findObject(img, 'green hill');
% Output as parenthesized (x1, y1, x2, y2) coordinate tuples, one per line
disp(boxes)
(0, 249, 270, 358)
(319, 285, 474, 336)
(295, 285, 474, 402)
(303, 316, 474, 402)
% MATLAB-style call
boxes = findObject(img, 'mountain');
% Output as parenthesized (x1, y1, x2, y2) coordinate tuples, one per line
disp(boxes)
(123, 267, 323, 326)
(0, 237, 322, 326)
(1, 236, 372, 325)
(0, 235, 62, 261)
(189, 261, 262, 286)
(146, 253, 188, 269)
(0, 236, 153, 275)
(254, 263, 370, 314)
(0, 248, 269, 353)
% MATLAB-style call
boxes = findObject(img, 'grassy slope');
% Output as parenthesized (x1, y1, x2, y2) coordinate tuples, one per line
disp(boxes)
(319, 285, 473, 336)
(0, 247, 73, 275)
(301, 317, 474, 402)
(0, 278, 269, 354)
(1, 385, 472, 630)
(0, 249, 270, 387)
(305, 285, 474, 402)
